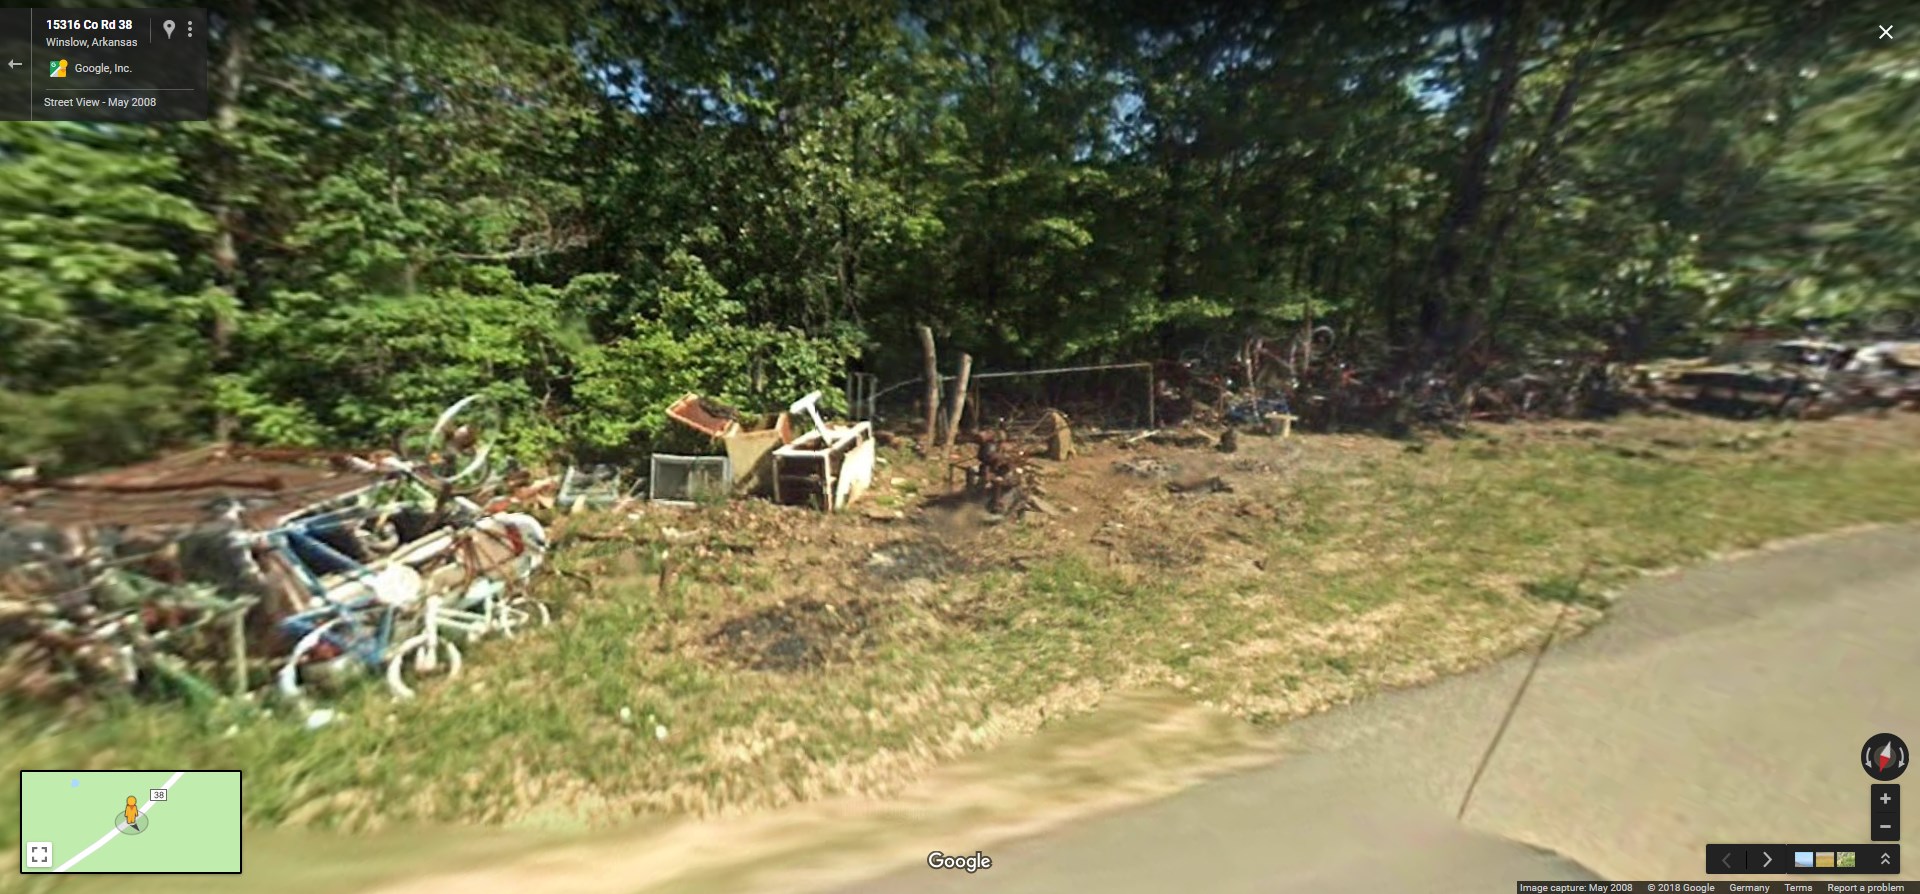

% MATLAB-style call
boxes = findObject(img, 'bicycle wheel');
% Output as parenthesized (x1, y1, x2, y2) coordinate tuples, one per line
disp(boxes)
(385, 632, 463, 700)
(394, 394, 499, 488)
(428, 394, 497, 484)
(275, 617, 354, 700)
(497, 596, 552, 637)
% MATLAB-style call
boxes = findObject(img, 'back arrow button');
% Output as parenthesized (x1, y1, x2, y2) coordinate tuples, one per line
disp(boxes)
(7, 60, 21, 70)
(1707, 844, 1745, 873)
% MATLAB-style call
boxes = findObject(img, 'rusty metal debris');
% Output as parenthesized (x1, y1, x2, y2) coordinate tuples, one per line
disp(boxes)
(1632, 336, 1920, 420)
(945, 428, 1048, 517)
(0, 395, 555, 707)
(4, 446, 393, 531)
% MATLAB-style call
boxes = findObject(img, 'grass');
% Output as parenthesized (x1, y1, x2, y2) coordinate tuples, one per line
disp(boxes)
(5, 415, 1920, 847)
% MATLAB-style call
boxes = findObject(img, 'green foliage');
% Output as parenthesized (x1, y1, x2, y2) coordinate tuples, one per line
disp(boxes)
(572, 251, 859, 454)
(2, 3, 1913, 471)
(233, 276, 584, 461)
(0, 123, 212, 470)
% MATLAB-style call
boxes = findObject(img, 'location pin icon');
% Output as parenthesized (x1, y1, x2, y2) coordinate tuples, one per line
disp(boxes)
(162, 20, 175, 38)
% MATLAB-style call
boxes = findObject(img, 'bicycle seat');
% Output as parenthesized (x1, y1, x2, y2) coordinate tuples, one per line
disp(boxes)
(371, 564, 424, 607)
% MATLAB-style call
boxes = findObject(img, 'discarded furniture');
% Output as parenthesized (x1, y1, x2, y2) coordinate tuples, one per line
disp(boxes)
(557, 465, 633, 510)
(666, 393, 797, 498)
(772, 421, 875, 512)
(722, 413, 794, 497)
(788, 391, 837, 445)
(666, 393, 743, 439)
(647, 455, 733, 506)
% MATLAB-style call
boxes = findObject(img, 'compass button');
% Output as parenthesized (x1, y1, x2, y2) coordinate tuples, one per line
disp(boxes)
(1863, 733, 1909, 782)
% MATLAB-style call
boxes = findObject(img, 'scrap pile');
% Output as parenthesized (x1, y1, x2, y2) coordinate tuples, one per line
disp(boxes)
(1633, 335, 1920, 420)
(946, 411, 1076, 518)
(1159, 319, 1920, 430)
(0, 397, 553, 706)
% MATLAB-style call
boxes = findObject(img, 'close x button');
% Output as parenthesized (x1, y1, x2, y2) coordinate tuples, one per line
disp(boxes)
(1706, 844, 1745, 873)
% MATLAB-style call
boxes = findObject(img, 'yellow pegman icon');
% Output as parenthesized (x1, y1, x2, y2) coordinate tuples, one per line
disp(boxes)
(125, 795, 138, 825)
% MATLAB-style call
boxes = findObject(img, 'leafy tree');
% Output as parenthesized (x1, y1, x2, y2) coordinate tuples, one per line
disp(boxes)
(571, 250, 859, 455)
(0, 124, 213, 470)
(4, 0, 1915, 472)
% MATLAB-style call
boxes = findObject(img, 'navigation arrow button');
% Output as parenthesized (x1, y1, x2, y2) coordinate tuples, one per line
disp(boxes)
(7, 60, 20, 70)
(1747, 844, 1790, 873)
(1707, 844, 1745, 873)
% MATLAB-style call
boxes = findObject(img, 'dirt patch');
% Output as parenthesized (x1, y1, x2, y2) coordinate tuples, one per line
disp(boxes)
(706, 598, 887, 672)
(862, 539, 967, 583)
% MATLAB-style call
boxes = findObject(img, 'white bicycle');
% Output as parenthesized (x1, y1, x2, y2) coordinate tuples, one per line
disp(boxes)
(383, 514, 551, 699)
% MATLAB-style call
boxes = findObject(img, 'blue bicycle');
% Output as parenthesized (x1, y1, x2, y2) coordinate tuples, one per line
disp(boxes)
(260, 507, 432, 699)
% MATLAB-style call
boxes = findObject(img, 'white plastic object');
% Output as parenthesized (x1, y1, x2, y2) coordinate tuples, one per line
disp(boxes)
(789, 390, 831, 444)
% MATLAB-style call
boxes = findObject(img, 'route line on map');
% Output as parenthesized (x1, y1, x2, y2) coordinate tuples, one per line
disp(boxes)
(53, 770, 187, 872)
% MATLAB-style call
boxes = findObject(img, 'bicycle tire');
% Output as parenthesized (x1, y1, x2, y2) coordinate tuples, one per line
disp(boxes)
(427, 394, 495, 485)
(497, 598, 552, 637)
(275, 617, 351, 700)
(385, 633, 464, 700)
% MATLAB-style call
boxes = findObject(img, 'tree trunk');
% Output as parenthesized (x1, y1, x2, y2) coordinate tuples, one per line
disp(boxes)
(1469, 41, 1597, 355)
(1381, 195, 1407, 346)
(1420, 0, 1531, 364)
(388, 38, 416, 298)
(919, 325, 941, 448)
(944, 353, 973, 447)
(207, 0, 254, 442)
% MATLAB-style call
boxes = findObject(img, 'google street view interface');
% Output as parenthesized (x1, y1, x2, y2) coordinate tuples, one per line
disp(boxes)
(4, 0, 1920, 892)
(20, 771, 241, 873)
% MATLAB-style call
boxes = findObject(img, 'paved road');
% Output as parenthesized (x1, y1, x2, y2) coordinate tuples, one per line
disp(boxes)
(834, 526, 1920, 893)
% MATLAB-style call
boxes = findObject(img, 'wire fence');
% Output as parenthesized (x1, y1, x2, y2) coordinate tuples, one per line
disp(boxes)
(850, 361, 1157, 433)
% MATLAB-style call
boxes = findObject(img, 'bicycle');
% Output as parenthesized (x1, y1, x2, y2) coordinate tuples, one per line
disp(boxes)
(264, 509, 549, 700)
(251, 495, 472, 699)
(271, 561, 425, 699)
(384, 512, 549, 699)
(16, 565, 243, 701)
(255, 394, 545, 701)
